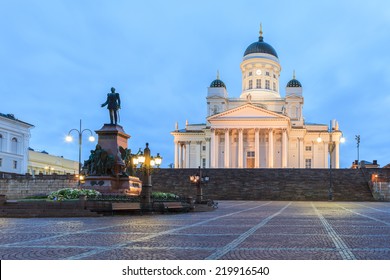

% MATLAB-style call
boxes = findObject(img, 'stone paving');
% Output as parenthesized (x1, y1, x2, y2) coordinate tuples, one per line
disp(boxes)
(0, 201, 390, 260)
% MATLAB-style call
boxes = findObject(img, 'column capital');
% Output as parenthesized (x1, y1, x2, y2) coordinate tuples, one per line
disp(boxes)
(205, 137, 211, 142)
(196, 141, 202, 145)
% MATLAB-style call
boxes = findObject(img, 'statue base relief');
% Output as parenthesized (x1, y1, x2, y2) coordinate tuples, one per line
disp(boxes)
(81, 176, 142, 196)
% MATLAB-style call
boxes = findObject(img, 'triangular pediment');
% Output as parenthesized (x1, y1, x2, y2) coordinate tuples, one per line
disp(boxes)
(207, 103, 289, 122)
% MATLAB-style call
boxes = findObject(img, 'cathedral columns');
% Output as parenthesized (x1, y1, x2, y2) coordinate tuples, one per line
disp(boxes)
(238, 129, 244, 168)
(205, 137, 211, 168)
(282, 129, 288, 168)
(210, 129, 216, 168)
(268, 129, 274, 168)
(298, 137, 304, 168)
(255, 128, 260, 168)
(334, 141, 340, 169)
(185, 141, 191, 168)
(174, 141, 179, 168)
(224, 129, 230, 168)
(324, 141, 329, 168)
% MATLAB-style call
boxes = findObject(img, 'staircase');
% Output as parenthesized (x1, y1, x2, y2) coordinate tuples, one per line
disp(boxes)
(152, 168, 375, 201)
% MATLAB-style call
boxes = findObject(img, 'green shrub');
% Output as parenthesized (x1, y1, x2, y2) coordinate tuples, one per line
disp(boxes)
(152, 192, 179, 200)
(48, 188, 101, 201)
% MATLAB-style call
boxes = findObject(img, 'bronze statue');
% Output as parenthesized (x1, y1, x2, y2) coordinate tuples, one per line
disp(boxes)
(101, 87, 121, 125)
(83, 144, 115, 176)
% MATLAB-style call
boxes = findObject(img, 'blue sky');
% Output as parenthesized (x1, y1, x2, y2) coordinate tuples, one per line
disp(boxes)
(1, 0, 390, 168)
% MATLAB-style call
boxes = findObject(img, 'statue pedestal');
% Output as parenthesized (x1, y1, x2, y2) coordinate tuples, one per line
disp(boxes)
(95, 124, 130, 175)
(82, 124, 142, 196)
(82, 176, 142, 196)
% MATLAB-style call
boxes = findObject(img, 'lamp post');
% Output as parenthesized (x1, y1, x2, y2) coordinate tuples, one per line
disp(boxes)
(132, 143, 162, 210)
(317, 120, 345, 201)
(189, 166, 210, 203)
(65, 119, 95, 185)
(355, 135, 360, 164)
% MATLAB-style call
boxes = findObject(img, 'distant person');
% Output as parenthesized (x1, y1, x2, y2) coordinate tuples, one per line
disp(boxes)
(101, 87, 121, 125)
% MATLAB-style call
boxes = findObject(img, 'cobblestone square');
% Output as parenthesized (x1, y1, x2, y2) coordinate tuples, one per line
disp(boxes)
(0, 201, 390, 260)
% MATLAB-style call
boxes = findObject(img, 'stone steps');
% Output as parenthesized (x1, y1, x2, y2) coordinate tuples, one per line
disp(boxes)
(153, 168, 377, 201)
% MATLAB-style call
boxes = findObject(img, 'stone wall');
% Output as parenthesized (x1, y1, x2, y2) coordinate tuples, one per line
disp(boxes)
(0, 173, 77, 199)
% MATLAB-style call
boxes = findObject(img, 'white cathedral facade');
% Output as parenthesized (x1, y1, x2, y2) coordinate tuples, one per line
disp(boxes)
(171, 27, 344, 169)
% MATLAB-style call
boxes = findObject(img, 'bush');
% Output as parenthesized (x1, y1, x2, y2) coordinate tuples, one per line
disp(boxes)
(48, 188, 101, 201)
(152, 192, 179, 200)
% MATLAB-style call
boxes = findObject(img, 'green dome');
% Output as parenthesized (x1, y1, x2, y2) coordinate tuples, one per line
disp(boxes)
(210, 79, 226, 88)
(286, 78, 302, 87)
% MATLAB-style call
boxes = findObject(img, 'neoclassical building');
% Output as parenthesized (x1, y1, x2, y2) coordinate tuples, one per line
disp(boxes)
(0, 113, 34, 174)
(171, 26, 343, 169)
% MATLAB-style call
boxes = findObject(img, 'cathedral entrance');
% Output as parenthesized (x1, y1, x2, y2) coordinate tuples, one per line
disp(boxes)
(246, 151, 255, 168)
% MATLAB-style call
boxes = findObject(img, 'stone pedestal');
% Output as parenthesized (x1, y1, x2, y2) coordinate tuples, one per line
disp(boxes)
(82, 176, 142, 196)
(95, 124, 130, 174)
(82, 124, 142, 196)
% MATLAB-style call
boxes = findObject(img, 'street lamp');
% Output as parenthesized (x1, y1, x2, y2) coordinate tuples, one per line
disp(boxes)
(355, 135, 360, 164)
(132, 143, 162, 210)
(65, 119, 95, 185)
(189, 166, 210, 203)
(317, 121, 345, 200)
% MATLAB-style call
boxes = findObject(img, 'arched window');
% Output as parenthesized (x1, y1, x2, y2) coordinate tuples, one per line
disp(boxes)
(11, 137, 18, 154)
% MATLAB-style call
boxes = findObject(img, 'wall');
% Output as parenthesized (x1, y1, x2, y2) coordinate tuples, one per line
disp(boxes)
(0, 173, 77, 199)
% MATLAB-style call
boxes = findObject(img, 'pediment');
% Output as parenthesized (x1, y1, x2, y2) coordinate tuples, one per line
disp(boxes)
(207, 103, 289, 122)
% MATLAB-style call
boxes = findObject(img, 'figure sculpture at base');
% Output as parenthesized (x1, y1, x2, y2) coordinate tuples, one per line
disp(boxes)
(101, 87, 121, 125)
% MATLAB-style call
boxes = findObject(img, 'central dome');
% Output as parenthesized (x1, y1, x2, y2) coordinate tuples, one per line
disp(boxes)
(244, 27, 278, 58)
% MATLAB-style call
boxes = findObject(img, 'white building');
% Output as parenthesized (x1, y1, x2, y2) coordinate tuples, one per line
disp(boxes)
(171, 26, 344, 169)
(28, 149, 79, 175)
(0, 113, 34, 174)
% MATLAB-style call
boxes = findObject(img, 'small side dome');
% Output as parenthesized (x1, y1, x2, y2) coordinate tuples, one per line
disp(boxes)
(210, 71, 226, 89)
(286, 79, 302, 87)
(286, 71, 302, 87)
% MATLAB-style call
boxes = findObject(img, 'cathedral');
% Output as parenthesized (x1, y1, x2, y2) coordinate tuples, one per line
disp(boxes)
(171, 26, 344, 169)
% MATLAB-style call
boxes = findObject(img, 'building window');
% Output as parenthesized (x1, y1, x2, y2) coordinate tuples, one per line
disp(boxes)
(13, 160, 17, 169)
(265, 80, 270, 89)
(305, 159, 312, 169)
(0, 134, 3, 152)
(273, 82, 276, 91)
(248, 71, 252, 76)
(305, 146, 312, 151)
(11, 137, 18, 154)
(0, 158, 2, 167)
(265, 71, 270, 76)
(202, 145, 206, 151)
(202, 158, 206, 168)
(247, 151, 255, 158)
(273, 74, 276, 78)
(256, 79, 261, 88)
(248, 80, 253, 89)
